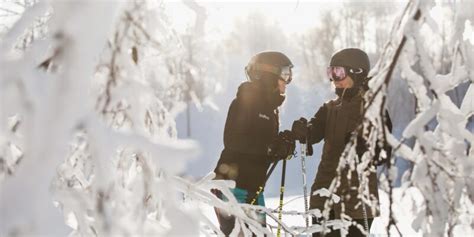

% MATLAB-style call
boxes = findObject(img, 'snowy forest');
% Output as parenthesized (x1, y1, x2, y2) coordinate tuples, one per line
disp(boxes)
(0, 0, 473, 236)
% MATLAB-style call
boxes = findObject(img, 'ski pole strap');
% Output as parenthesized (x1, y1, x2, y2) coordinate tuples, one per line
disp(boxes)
(277, 159, 287, 237)
(247, 161, 278, 204)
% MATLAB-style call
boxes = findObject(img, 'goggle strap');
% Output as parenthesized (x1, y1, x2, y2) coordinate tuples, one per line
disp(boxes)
(349, 68, 364, 74)
(253, 63, 280, 75)
(253, 63, 292, 83)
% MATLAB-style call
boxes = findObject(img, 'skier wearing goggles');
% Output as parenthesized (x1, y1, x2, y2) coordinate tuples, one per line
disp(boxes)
(212, 51, 296, 235)
(291, 48, 393, 237)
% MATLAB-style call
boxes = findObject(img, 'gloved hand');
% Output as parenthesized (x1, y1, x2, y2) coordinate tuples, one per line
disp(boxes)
(267, 130, 296, 161)
(291, 117, 309, 143)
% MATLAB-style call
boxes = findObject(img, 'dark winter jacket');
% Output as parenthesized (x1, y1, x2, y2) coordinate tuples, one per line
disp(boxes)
(307, 88, 392, 219)
(214, 81, 281, 194)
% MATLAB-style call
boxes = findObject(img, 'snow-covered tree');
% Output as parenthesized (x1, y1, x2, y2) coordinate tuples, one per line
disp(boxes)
(1, 0, 473, 236)
(0, 0, 225, 235)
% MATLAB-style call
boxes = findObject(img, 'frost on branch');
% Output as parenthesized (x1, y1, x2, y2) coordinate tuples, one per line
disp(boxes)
(0, 0, 226, 236)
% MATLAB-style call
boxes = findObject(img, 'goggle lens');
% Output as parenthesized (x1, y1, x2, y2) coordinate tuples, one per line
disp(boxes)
(280, 66, 292, 84)
(327, 66, 347, 81)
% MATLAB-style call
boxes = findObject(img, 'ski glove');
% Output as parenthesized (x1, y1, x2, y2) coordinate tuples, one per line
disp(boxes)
(291, 117, 314, 156)
(291, 117, 309, 143)
(267, 130, 296, 161)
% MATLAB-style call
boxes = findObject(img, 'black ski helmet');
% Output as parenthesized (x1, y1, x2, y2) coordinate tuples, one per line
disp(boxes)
(245, 51, 293, 84)
(330, 48, 370, 80)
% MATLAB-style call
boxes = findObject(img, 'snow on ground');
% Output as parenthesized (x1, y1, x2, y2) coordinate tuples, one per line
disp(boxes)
(195, 188, 428, 236)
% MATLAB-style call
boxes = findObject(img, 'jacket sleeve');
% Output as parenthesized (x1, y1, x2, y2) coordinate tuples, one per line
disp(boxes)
(308, 105, 327, 145)
(223, 95, 269, 156)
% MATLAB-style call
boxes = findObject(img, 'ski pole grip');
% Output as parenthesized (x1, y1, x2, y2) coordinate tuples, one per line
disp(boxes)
(291, 117, 308, 143)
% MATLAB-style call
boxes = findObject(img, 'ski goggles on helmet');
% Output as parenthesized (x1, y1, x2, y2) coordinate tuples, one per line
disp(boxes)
(279, 65, 293, 84)
(253, 63, 293, 84)
(327, 66, 348, 81)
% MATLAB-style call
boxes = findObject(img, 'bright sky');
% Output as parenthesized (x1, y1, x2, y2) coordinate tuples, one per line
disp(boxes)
(163, 0, 342, 37)
(163, 0, 474, 44)
(2, 0, 472, 45)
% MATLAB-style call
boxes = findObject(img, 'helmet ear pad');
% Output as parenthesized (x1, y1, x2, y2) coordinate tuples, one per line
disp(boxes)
(347, 67, 367, 87)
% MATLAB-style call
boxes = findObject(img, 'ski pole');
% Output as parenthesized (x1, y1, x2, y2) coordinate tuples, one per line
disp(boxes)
(300, 140, 310, 236)
(277, 159, 287, 237)
(358, 171, 369, 235)
(249, 161, 279, 205)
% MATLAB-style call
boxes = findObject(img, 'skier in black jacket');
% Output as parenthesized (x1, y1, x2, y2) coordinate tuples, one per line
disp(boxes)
(213, 51, 296, 235)
(291, 48, 392, 237)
